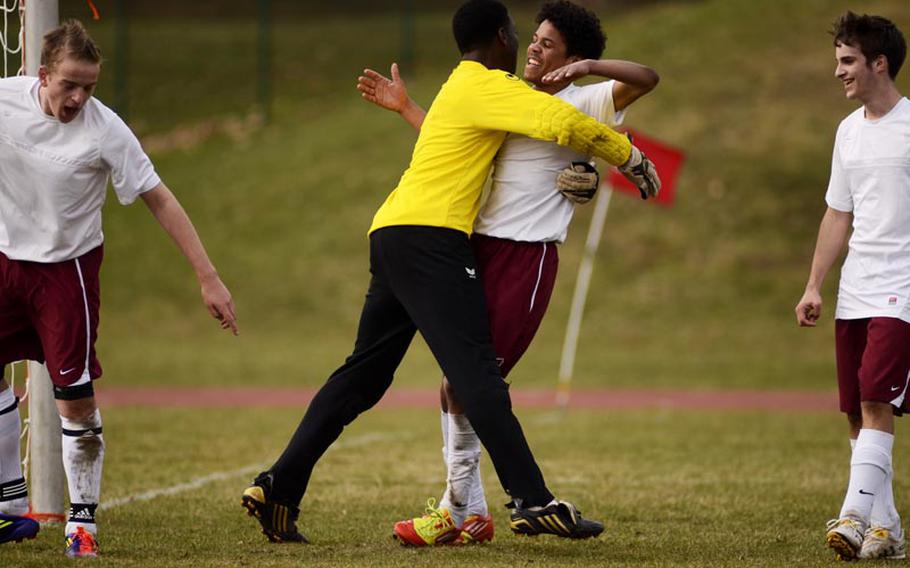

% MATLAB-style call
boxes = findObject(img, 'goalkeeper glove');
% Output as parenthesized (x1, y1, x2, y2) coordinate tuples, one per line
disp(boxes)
(618, 144, 661, 200)
(556, 161, 599, 204)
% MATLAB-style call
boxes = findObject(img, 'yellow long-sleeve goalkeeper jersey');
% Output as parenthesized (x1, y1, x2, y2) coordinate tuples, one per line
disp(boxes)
(369, 60, 632, 236)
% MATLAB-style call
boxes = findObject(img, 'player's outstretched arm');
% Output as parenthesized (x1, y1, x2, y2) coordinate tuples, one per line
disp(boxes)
(795, 207, 852, 327)
(140, 184, 239, 335)
(541, 59, 659, 111)
(357, 63, 427, 131)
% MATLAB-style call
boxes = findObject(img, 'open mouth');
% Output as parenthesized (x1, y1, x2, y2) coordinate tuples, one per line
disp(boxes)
(60, 106, 79, 121)
(526, 57, 541, 68)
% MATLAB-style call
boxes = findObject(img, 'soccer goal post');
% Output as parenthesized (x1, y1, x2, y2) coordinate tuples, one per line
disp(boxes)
(2, 0, 67, 523)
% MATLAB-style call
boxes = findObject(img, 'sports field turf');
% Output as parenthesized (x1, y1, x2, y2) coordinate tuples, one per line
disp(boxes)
(6, 405, 906, 567)
(4, 0, 910, 565)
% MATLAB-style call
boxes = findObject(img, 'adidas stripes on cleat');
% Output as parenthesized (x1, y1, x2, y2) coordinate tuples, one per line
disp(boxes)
(64, 527, 99, 558)
(509, 500, 603, 539)
(241, 472, 308, 543)
(455, 514, 494, 544)
(0, 512, 39, 544)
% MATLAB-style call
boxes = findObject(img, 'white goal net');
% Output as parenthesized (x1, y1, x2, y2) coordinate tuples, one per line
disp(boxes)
(1, 0, 23, 77)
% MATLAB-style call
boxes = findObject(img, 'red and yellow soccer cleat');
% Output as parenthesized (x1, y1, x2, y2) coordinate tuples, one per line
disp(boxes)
(64, 527, 99, 558)
(393, 499, 459, 547)
(455, 514, 494, 544)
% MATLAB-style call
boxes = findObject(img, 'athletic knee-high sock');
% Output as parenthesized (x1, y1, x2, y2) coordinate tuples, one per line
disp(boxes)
(438, 410, 450, 506)
(840, 428, 893, 525)
(870, 467, 902, 530)
(61, 410, 104, 536)
(466, 458, 489, 518)
(847, 437, 899, 529)
(442, 413, 480, 527)
(0, 389, 28, 515)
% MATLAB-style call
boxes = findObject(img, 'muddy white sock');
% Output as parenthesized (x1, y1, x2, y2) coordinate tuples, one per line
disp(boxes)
(438, 410, 451, 510)
(442, 413, 480, 527)
(62, 410, 104, 536)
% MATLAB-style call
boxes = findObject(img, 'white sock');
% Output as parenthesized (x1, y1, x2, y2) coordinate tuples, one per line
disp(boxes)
(440, 410, 449, 464)
(849, 436, 900, 530)
(839, 429, 893, 525)
(62, 410, 104, 536)
(442, 413, 480, 527)
(438, 410, 450, 509)
(870, 468, 902, 531)
(0, 389, 28, 515)
(466, 461, 489, 518)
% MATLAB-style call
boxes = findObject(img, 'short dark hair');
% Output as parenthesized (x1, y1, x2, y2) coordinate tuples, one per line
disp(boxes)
(536, 0, 606, 61)
(831, 11, 906, 79)
(452, 0, 510, 55)
(41, 20, 102, 70)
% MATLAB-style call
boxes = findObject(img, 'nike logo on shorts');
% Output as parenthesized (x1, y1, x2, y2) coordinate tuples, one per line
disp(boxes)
(892, 386, 902, 392)
(60, 367, 77, 375)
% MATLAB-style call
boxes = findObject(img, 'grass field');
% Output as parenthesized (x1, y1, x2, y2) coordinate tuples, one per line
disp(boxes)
(6, 405, 908, 567)
(4, 0, 910, 565)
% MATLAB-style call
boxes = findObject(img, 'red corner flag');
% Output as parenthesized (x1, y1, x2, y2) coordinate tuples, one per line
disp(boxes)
(607, 129, 685, 207)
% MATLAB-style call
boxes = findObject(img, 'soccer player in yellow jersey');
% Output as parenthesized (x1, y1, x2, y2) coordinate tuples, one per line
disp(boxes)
(360, 0, 659, 546)
(241, 0, 660, 545)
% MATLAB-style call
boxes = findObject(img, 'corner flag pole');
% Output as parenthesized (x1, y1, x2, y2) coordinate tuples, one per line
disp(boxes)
(23, 0, 67, 524)
(556, 185, 613, 410)
(556, 130, 685, 411)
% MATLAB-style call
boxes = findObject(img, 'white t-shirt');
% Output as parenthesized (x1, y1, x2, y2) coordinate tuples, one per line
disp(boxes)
(826, 96, 910, 323)
(473, 80, 624, 244)
(0, 76, 161, 263)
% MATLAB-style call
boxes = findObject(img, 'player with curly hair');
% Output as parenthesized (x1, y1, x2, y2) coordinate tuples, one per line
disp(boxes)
(357, 0, 659, 546)
(241, 0, 659, 548)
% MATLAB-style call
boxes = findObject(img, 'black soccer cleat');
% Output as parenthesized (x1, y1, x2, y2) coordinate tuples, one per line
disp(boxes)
(241, 472, 308, 543)
(509, 500, 604, 539)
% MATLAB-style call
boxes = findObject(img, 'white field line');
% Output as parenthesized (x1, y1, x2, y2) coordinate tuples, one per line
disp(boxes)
(100, 414, 575, 511)
(100, 431, 397, 511)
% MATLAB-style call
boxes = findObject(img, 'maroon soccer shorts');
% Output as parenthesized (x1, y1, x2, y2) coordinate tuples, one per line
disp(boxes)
(0, 246, 103, 387)
(835, 317, 910, 415)
(471, 234, 558, 378)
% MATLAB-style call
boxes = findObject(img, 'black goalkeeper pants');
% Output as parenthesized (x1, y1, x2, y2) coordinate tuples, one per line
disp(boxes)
(269, 225, 553, 508)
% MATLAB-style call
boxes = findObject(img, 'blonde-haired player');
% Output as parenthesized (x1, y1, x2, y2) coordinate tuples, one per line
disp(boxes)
(0, 20, 237, 557)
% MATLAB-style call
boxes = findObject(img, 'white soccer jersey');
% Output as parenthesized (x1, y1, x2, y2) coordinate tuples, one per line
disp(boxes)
(473, 80, 624, 244)
(0, 76, 161, 263)
(826, 96, 910, 324)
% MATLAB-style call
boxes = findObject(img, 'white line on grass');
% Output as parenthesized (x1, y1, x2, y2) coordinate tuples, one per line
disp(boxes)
(100, 431, 398, 510)
(100, 413, 577, 511)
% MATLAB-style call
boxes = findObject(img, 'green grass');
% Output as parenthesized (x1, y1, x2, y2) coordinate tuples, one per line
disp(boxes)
(5, 2, 910, 564)
(3, 406, 905, 567)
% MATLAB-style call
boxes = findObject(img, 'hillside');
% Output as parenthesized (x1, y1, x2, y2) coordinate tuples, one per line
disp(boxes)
(26, 0, 909, 392)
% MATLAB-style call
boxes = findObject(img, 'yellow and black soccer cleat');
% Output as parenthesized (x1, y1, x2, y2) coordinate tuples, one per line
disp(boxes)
(241, 472, 308, 544)
(509, 500, 603, 539)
